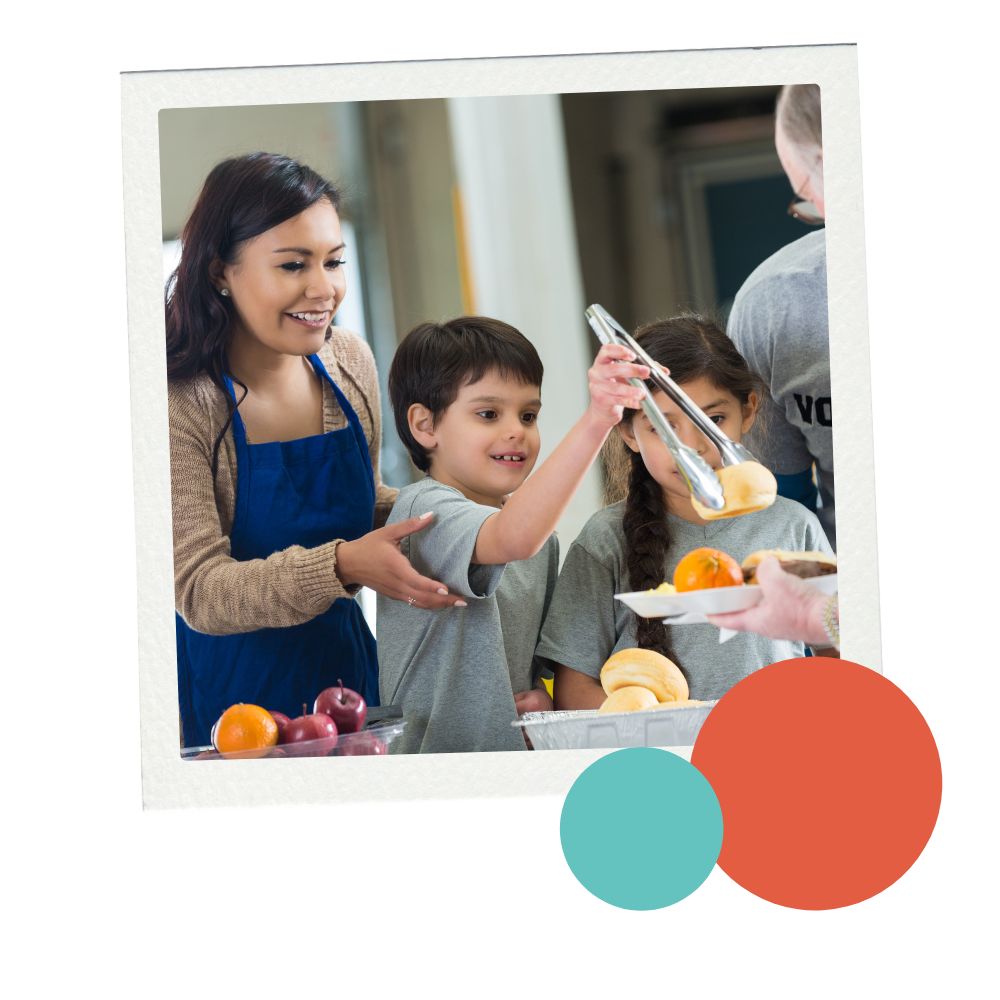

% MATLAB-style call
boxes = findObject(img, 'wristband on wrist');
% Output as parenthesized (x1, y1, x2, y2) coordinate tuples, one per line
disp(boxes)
(820, 594, 840, 649)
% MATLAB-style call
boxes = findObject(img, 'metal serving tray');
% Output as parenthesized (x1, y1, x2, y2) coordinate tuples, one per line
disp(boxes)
(512, 703, 716, 751)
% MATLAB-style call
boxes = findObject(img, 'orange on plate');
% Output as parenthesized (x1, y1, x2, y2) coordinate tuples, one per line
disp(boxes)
(673, 547, 743, 592)
(212, 703, 279, 757)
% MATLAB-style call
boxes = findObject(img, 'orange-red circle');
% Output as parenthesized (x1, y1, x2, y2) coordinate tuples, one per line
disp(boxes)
(690, 657, 941, 910)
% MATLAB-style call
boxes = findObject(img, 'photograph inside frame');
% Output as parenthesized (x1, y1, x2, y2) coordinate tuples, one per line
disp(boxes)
(160, 82, 840, 762)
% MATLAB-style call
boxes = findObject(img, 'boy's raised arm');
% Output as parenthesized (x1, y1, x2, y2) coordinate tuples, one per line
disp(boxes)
(472, 344, 648, 566)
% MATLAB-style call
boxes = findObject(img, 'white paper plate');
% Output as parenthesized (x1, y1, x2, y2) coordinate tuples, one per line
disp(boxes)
(616, 573, 838, 620)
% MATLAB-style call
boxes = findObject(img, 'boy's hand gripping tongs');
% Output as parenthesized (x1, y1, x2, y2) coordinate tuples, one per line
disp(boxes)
(586, 304, 755, 512)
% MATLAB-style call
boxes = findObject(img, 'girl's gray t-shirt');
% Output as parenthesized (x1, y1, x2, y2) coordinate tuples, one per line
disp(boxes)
(377, 478, 559, 754)
(534, 497, 832, 700)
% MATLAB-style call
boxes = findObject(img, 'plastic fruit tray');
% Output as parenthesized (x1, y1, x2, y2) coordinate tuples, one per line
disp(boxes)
(181, 719, 405, 760)
(512, 703, 716, 751)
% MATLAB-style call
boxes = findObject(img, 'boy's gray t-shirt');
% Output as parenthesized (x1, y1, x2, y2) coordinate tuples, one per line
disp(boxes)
(535, 498, 832, 701)
(727, 229, 836, 548)
(377, 478, 559, 754)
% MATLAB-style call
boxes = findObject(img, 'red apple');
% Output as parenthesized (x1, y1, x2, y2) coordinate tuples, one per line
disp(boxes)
(283, 711, 338, 748)
(268, 711, 292, 742)
(333, 733, 387, 756)
(314, 680, 367, 734)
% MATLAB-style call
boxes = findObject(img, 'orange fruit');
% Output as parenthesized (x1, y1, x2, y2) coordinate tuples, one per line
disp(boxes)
(212, 704, 279, 757)
(673, 547, 744, 592)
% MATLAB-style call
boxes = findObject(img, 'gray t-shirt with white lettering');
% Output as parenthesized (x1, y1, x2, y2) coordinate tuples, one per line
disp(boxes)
(377, 478, 559, 754)
(535, 498, 832, 701)
(727, 229, 836, 548)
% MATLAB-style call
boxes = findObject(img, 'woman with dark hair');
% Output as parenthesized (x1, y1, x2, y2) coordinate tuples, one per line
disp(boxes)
(167, 152, 463, 748)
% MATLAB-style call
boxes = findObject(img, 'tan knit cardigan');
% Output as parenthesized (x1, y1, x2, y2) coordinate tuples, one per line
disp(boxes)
(169, 328, 398, 635)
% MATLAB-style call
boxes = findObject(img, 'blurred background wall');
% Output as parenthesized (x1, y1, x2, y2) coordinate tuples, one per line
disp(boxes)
(159, 86, 816, 564)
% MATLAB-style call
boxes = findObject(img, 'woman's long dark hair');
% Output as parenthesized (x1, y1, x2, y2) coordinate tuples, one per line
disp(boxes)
(165, 152, 342, 476)
(620, 315, 767, 673)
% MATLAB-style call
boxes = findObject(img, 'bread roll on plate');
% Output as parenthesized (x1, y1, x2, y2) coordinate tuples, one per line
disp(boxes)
(690, 461, 777, 521)
(598, 686, 660, 714)
(741, 549, 837, 583)
(601, 648, 689, 703)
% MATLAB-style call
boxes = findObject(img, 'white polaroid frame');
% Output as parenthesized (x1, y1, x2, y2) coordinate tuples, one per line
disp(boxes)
(122, 44, 879, 809)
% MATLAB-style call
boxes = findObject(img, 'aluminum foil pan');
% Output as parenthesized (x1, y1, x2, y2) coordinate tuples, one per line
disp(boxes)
(512, 703, 717, 751)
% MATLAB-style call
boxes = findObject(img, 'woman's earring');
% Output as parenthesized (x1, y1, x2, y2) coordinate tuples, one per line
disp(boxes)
(220, 288, 230, 297)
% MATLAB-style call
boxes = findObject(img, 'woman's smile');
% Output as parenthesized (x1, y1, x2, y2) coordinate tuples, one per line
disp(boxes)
(285, 309, 331, 329)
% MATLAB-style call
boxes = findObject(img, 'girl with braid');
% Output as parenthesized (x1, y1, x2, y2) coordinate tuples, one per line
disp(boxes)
(534, 315, 834, 709)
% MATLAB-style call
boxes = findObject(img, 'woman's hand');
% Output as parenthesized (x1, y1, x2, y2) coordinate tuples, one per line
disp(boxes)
(335, 513, 468, 609)
(706, 556, 833, 647)
(586, 343, 651, 429)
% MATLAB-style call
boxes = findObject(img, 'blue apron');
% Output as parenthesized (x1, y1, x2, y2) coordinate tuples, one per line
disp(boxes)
(176, 354, 379, 748)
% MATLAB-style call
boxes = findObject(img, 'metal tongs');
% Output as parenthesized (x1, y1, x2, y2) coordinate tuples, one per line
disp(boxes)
(586, 304, 757, 512)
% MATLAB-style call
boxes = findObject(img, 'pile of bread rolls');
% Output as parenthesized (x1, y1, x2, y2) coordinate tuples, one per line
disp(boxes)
(597, 648, 706, 714)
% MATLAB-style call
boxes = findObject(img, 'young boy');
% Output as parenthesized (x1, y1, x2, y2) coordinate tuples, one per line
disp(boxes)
(377, 316, 648, 753)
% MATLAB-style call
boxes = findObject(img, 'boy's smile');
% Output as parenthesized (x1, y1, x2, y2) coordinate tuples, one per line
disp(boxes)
(420, 371, 542, 507)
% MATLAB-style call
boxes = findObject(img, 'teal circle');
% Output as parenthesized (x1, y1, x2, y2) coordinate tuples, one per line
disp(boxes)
(560, 748, 723, 910)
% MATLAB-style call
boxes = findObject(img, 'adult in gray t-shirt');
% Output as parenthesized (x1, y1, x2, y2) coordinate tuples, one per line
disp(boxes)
(377, 478, 559, 754)
(728, 229, 835, 548)
(535, 497, 832, 701)
(729, 84, 836, 548)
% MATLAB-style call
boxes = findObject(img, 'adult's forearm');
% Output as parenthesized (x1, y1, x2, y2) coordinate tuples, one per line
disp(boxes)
(176, 540, 346, 634)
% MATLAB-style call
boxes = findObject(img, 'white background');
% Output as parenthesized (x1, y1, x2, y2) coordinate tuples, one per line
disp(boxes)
(3, 2, 995, 995)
